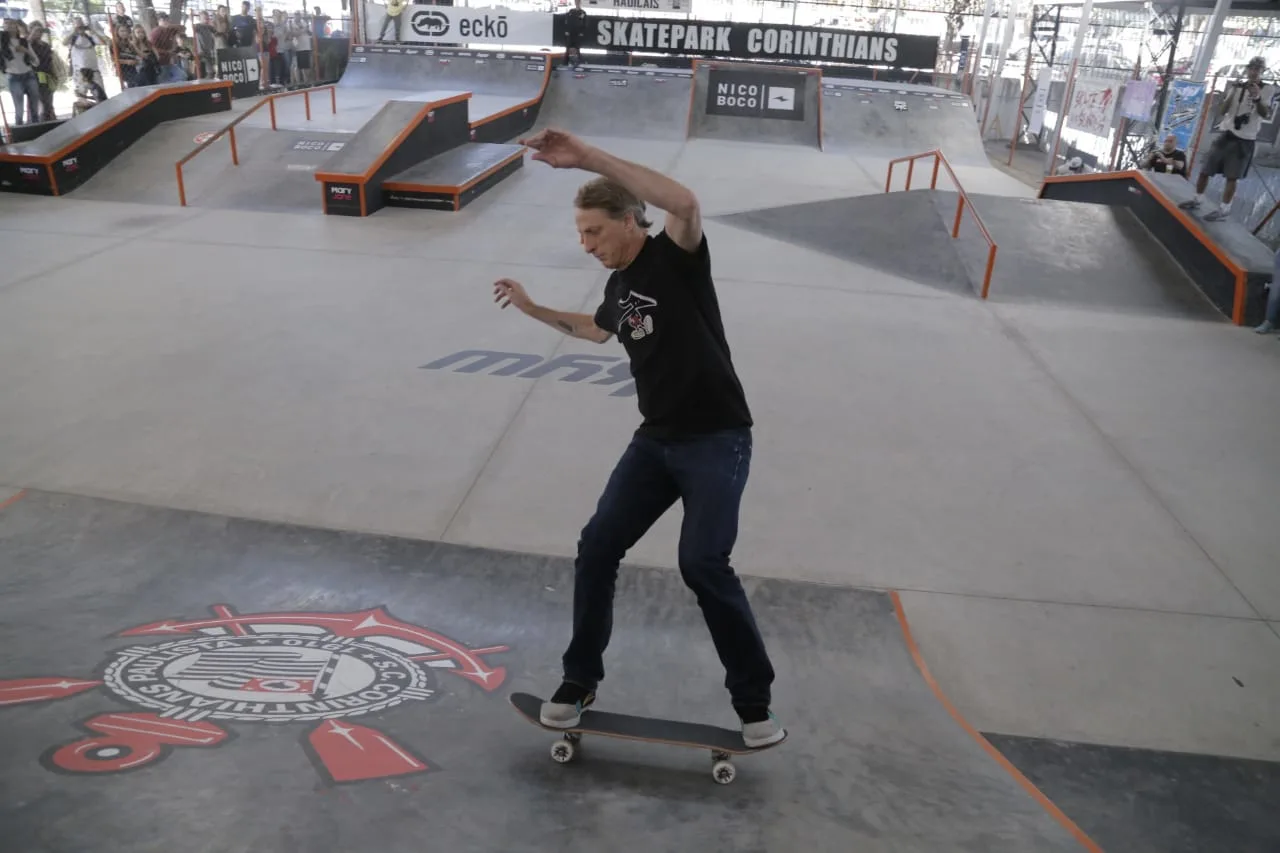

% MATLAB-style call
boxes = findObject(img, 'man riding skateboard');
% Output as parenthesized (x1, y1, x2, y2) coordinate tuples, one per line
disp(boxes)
(491, 128, 784, 749)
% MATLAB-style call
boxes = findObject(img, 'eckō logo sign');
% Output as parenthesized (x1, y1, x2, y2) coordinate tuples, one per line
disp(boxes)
(410, 9, 449, 36)
(410, 10, 512, 39)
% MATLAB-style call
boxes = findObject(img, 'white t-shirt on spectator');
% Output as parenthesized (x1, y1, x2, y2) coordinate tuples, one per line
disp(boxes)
(68, 32, 100, 70)
(5, 45, 32, 75)
(294, 30, 312, 51)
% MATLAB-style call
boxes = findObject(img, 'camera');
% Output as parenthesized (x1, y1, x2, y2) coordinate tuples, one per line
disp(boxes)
(1235, 112, 1250, 130)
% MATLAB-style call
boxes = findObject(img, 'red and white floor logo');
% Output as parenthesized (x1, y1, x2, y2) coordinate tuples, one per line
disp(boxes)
(0, 605, 508, 784)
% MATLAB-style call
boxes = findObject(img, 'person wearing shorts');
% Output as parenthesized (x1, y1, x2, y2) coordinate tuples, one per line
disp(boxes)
(294, 24, 313, 83)
(1181, 56, 1276, 221)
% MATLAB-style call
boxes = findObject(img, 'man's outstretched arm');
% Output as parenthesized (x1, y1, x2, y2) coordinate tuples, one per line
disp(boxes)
(493, 278, 611, 343)
(521, 129, 702, 252)
(579, 146, 702, 252)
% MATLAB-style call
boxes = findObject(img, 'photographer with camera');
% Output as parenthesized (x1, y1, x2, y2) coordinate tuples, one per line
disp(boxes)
(62, 16, 104, 90)
(1180, 56, 1275, 222)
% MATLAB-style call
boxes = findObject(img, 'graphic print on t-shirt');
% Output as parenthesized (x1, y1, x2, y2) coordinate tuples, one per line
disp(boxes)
(617, 289, 657, 341)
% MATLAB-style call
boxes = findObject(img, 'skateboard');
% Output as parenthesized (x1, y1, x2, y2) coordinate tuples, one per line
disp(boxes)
(508, 691, 785, 784)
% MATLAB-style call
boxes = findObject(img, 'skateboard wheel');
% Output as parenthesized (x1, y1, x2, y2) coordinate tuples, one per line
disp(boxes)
(551, 739, 576, 763)
(712, 760, 736, 785)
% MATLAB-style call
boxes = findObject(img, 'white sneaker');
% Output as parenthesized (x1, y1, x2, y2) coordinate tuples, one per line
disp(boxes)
(539, 681, 595, 728)
(739, 710, 786, 748)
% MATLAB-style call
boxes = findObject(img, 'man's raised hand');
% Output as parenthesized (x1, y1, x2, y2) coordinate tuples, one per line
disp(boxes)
(519, 128, 591, 169)
(493, 278, 534, 313)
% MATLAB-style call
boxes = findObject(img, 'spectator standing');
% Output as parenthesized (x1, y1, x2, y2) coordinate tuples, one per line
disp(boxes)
(27, 24, 59, 121)
(1180, 56, 1277, 221)
(293, 19, 313, 84)
(310, 6, 329, 38)
(214, 6, 234, 49)
(263, 23, 284, 87)
(565, 0, 587, 65)
(1, 18, 41, 125)
(193, 12, 216, 78)
(1145, 135, 1188, 178)
(113, 2, 135, 31)
(131, 24, 160, 86)
(231, 1, 258, 50)
(114, 23, 140, 87)
(149, 13, 186, 83)
(63, 17, 104, 89)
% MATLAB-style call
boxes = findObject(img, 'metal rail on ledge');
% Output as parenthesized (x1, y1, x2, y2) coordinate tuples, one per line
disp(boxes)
(884, 149, 999, 299)
(175, 85, 338, 207)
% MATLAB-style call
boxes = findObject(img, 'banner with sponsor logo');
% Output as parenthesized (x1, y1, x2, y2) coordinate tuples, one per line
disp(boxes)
(1065, 76, 1117, 137)
(366, 6, 552, 45)
(583, 0, 690, 12)
(555, 16, 938, 69)
(707, 67, 805, 121)
(216, 46, 261, 97)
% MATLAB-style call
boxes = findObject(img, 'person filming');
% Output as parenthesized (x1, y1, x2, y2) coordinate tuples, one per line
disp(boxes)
(1180, 56, 1276, 221)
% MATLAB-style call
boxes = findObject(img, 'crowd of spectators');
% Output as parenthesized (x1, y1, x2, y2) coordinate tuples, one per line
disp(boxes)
(2, 2, 341, 127)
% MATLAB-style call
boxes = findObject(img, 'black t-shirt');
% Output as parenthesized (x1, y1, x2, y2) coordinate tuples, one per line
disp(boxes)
(593, 229, 752, 438)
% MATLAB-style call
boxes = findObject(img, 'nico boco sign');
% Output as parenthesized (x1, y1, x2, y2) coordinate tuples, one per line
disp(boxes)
(556, 16, 938, 69)
(707, 67, 806, 121)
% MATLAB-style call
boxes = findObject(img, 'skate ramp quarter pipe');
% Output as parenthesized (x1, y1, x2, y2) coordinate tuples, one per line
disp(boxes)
(689, 60, 822, 148)
(340, 45, 549, 102)
(821, 79, 985, 165)
(535, 66, 692, 141)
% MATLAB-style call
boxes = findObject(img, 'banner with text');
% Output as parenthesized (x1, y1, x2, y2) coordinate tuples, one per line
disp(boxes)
(556, 16, 938, 69)
(584, 0, 689, 12)
(366, 6, 552, 45)
(1066, 76, 1118, 137)
(216, 47, 261, 97)
(706, 67, 806, 120)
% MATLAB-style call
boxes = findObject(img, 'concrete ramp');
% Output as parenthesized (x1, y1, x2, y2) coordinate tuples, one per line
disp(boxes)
(535, 66, 692, 141)
(945, 193, 1224, 316)
(822, 79, 986, 165)
(341, 44, 549, 101)
(689, 60, 821, 148)
(716, 191, 972, 295)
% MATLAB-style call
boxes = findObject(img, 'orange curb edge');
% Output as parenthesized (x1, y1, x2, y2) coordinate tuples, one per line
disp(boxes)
(0, 489, 28, 512)
(889, 590, 1105, 853)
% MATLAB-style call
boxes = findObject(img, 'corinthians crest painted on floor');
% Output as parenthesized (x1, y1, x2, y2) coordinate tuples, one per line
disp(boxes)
(0, 604, 508, 784)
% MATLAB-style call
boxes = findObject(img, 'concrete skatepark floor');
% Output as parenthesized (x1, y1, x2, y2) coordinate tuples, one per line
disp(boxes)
(1, 59, 1279, 853)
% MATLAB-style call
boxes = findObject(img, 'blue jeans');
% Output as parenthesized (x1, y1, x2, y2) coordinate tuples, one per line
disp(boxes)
(7, 71, 40, 124)
(562, 427, 775, 708)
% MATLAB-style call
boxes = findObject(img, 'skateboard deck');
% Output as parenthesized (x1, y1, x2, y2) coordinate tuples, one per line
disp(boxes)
(508, 691, 784, 784)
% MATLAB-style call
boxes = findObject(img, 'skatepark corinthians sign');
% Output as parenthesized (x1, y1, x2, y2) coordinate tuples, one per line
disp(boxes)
(567, 17, 938, 69)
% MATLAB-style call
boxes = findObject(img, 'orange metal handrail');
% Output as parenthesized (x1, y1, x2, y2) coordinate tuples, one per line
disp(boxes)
(174, 84, 338, 206)
(885, 149, 999, 299)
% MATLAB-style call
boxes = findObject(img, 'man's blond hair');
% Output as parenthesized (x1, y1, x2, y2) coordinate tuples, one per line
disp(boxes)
(574, 177, 652, 229)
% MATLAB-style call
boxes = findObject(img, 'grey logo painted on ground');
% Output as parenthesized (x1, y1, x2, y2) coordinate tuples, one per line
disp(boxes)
(421, 350, 636, 397)
(707, 68, 805, 121)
